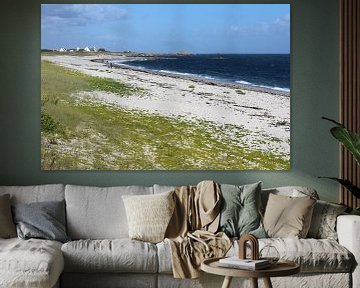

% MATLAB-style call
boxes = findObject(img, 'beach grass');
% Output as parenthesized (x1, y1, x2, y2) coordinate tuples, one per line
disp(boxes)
(41, 60, 289, 170)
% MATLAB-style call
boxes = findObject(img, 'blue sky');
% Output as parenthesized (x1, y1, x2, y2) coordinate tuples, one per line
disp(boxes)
(41, 4, 290, 54)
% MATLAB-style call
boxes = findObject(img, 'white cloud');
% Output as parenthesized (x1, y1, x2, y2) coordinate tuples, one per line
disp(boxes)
(41, 4, 128, 28)
(228, 12, 290, 35)
(274, 13, 290, 27)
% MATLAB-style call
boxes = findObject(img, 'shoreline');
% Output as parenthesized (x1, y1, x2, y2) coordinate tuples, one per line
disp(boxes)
(42, 54, 290, 157)
(90, 57, 290, 97)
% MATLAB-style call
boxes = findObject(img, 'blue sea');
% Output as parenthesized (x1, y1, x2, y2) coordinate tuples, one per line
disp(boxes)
(114, 54, 290, 93)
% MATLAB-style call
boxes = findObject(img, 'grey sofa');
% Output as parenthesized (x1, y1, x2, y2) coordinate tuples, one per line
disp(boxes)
(0, 184, 359, 288)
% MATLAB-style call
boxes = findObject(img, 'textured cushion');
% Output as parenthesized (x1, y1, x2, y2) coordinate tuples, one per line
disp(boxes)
(218, 182, 266, 238)
(263, 194, 316, 238)
(0, 194, 16, 238)
(12, 200, 70, 243)
(65, 185, 153, 239)
(0, 184, 65, 204)
(229, 238, 353, 273)
(61, 239, 158, 273)
(122, 191, 175, 243)
(0, 238, 64, 288)
(307, 200, 347, 240)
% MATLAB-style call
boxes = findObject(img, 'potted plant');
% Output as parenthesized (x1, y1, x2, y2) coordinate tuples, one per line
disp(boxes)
(320, 117, 360, 215)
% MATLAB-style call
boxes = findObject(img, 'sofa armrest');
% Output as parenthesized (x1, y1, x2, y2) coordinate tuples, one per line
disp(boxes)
(337, 215, 360, 288)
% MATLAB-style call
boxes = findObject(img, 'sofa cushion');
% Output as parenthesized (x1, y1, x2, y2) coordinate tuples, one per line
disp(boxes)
(0, 194, 16, 238)
(61, 239, 158, 273)
(65, 185, 153, 239)
(122, 191, 175, 243)
(263, 194, 316, 238)
(0, 184, 65, 204)
(61, 273, 157, 288)
(218, 182, 266, 238)
(158, 237, 353, 274)
(12, 200, 70, 243)
(234, 238, 353, 273)
(153, 184, 176, 194)
(307, 200, 347, 240)
(261, 186, 319, 213)
(0, 238, 64, 288)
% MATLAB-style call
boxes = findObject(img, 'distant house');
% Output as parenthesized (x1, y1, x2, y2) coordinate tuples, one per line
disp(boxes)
(56, 46, 103, 53)
(84, 46, 98, 52)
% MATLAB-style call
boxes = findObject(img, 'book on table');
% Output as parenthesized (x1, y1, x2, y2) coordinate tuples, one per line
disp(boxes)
(218, 257, 271, 270)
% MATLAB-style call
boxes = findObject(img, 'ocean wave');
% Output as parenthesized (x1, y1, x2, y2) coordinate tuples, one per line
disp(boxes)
(159, 69, 194, 76)
(236, 80, 290, 93)
(236, 80, 252, 85)
(159, 70, 215, 80)
(271, 87, 291, 92)
(113, 61, 289, 92)
(113, 62, 146, 70)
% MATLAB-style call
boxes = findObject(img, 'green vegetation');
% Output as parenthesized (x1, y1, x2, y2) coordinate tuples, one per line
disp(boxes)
(41, 60, 289, 170)
(41, 112, 64, 135)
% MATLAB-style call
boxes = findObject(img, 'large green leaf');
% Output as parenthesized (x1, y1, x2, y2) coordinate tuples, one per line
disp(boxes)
(318, 177, 360, 198)
(323, 117, 360, 165)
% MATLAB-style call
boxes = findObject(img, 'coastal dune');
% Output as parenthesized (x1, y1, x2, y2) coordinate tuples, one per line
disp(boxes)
(41, 54, 290, 169)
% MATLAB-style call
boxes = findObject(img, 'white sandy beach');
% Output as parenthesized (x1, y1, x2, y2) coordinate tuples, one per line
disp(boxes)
(42, 54, 290, 157)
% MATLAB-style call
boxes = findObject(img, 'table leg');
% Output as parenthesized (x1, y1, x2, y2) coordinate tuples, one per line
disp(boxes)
(263, 277, 273, 288)
(251, 278, 258, 288)
(221, 276, 233, 288)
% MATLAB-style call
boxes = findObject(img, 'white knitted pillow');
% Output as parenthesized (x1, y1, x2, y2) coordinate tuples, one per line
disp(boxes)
(122, 191, 175, 243)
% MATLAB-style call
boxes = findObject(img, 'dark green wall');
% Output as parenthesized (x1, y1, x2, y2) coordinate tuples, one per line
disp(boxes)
(0, 0, 340, 202)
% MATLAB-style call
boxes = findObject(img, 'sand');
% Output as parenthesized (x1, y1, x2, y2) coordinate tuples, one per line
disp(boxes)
(42, 54, 290, 156)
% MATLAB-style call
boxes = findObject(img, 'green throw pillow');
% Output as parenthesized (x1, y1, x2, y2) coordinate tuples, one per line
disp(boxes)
(218, 182, 266, 238)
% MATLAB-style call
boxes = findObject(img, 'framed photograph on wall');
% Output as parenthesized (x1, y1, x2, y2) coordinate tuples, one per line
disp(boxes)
(41, 4, 290, 170)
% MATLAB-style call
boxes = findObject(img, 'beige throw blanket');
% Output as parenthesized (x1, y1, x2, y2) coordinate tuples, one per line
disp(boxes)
(165, 180, 231, 279)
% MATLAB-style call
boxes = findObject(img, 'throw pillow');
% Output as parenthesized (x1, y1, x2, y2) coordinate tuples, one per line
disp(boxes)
(307, 200, 347, 240)
(263, 193, 316, 238)
(12, 200, 70, 243)
(0, 194, 16, 238)
(218, 182, 266, 238)
(122, 190, 175, 243)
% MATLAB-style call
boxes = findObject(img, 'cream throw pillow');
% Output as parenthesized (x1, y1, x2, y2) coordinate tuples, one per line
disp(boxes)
(263, 193, 316, 238)
(122, 191, 175, 243)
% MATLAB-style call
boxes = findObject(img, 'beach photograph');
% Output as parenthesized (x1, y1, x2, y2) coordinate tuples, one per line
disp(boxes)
(41, 4, 290, 170)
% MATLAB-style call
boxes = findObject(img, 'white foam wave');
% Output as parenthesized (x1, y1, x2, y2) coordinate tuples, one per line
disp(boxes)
(236, 80, 252, 85)
(159, 70, 212, 80)
(236, 80, 290, 93)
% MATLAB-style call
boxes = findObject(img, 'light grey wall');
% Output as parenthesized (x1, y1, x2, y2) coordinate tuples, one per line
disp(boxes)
(0, 0, 340, 202)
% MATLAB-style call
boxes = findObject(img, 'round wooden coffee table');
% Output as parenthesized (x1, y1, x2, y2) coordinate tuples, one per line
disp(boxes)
(201, 257, 300, 288)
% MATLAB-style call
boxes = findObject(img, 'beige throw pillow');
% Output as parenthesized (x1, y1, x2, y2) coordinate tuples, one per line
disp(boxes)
(263, 193, 316, 238)
(122, 191, 175, 243)
(0, 194, 17, 238)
